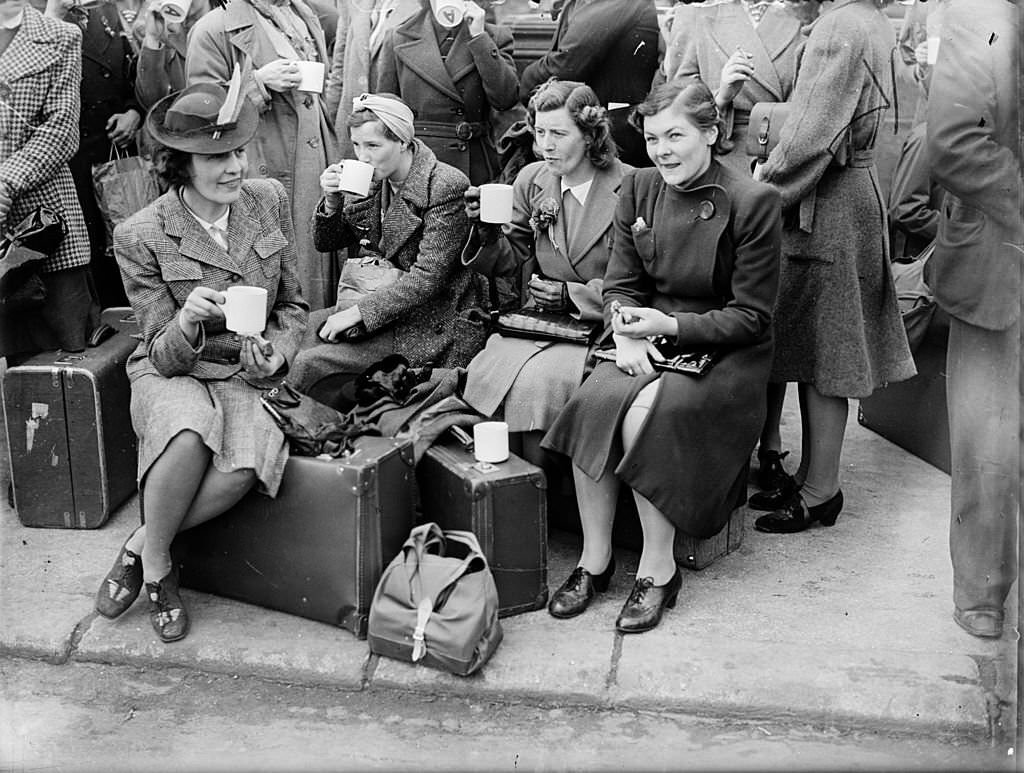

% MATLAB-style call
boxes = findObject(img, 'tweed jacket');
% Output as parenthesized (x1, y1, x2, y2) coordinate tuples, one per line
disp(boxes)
(187, 0, 340, 309)
(519, 0, 660, 168)
(464, 158, 631, 320)
(374, 6, 519, 184)
(664, 0, 803, 161)
(312, 140, 486, 367)
(925, 0, 1022, 331)
(113, 178, 308, 382)
(0, 7, 89, 273)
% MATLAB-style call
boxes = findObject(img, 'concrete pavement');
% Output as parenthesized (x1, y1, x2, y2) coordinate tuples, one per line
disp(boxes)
(0, 393, 1016, 749)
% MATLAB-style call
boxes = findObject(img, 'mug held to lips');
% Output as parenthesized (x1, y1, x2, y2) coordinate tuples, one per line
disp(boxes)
(337, 160, 375, 196)
(478, 183, 514, 223)
(222, 285, 267, 335)
(159, 0, 192, 21)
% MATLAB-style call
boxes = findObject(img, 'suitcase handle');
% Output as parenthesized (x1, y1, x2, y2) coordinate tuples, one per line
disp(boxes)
(448, 425, 474, 451)
(53, 353, 86, 365)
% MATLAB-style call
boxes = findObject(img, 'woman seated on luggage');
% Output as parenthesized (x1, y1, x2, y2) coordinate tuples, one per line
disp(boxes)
(460, 78, 630, 466)
(94, 82, 308, 643)
(289, 93, 487, 396)
(541, 79, 781, 633)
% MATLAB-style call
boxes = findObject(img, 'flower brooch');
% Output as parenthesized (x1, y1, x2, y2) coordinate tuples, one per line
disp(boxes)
(529, 197, 560, 232)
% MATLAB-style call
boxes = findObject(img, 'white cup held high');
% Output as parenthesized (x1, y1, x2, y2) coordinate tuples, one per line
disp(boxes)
(478, 183, 514, 224)
(335, 159, 375, 197)
(222, 285, 267, 335)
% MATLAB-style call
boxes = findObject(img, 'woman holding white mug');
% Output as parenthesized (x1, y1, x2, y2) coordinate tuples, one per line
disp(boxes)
(95, 83, 308, 643)
(290, 93, 487, 394)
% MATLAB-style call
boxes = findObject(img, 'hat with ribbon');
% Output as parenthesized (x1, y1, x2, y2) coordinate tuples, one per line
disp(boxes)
(146, 66, 258, 154)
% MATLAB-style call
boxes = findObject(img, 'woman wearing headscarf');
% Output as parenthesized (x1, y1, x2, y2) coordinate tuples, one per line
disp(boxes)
(95, 81, 308, 643)
(372, 0, 519, 185)
(750, 0, 915, 534)
(186, 0, 340, 310)
(289, 93, 488, 391)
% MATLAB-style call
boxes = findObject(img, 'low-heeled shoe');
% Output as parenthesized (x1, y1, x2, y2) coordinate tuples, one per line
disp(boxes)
(753, 449, 792, 491)
(754, 490, 844, 534)
(748, 474, 800, 511)
(548, 557, 616, 619)
(615, 568, 682, 634)
(953, 607, 1004, 639)
(146, 567, 190, 643)
(95, 538, 143, 619)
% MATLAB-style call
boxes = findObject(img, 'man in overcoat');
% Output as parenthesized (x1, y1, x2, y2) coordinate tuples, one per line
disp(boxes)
(925, 0, 1021, 639)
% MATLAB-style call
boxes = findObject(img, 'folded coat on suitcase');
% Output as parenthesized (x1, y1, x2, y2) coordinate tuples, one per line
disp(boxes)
(171, 436, 416, 638)
(416, 439, 548, 618)
(2, 325, 138, 528)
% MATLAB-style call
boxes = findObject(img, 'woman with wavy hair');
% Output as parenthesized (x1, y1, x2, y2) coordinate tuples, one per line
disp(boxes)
(461, 78, 630, 467)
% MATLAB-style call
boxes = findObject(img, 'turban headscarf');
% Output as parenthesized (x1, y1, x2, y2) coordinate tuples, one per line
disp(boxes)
(351, 93, 416, 144)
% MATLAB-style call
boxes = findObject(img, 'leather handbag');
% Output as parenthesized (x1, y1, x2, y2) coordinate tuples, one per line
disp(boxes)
(495, 306, 600, 345)
(367, 522, 503, 676)
(0, 206, 66, 312)
(335, 255, 405, 311)
(593, 336, 721, 377)
(260, 381, 379, 457)
(746, 102, 850, 166)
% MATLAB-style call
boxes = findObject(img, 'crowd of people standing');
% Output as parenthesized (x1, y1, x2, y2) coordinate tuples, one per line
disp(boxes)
(0, 0, 1018, 647)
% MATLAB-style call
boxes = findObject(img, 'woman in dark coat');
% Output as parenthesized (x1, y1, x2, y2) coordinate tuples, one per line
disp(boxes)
(290, 94, 487, 392)
(95, 82, 308, 643)
(542, 79, 781, 633)
(749, 0, 915, 534)
(461, 79, 630, 465)
(374, 0, 519, 185)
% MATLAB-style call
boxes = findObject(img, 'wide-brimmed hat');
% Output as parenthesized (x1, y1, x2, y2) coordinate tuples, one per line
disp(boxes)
(146, 81, 259, 155)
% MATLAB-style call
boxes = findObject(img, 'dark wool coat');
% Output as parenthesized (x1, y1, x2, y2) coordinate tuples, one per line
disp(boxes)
(375, 6, 520, 185)
(292, 140, 487, 385)
(0, 7, 89, 274)
(543, 161, 781, 539)
(664, 0, 804, 176)
(925, 0, 1021, 331)
(519, 0, 660, 169)
(759, 0, 915, 397)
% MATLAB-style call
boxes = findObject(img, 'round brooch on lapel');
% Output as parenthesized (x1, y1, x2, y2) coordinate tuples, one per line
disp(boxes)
(697, 200, 716, 221)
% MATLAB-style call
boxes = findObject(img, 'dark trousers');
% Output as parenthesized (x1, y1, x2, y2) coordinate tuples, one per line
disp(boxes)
(946, 316, 1019, 614)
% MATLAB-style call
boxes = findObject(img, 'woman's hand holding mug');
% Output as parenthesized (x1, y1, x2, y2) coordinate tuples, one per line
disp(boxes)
(463, 186, 482, 221)
(179, 286, 226, 344)
(320, 163, 346, 212)
(256, 59, 301, 93)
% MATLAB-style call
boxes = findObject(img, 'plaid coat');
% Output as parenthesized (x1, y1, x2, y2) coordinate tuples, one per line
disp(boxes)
(113, 178, 308, 383)
(309, 140, 488, 369)
(0, 7, 89, 273)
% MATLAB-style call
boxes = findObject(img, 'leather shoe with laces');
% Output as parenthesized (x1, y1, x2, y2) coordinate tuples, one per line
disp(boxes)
(754, 490, 844, 534)
(146, 566, 190, 643)
(548, 556, 615, 619)
(95, 537, 143, 619)
(748, 474, 800, 511)
(615, 568, 682, 634)
(753, 449, 792, 491)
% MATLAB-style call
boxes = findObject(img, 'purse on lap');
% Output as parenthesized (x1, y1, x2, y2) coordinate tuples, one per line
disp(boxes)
(593, 335, 722, 377)
(495, 306, 601, 345)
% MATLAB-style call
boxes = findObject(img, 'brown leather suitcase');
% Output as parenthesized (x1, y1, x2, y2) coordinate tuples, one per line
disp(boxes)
(858, 311, 951, 474)
(2, 328, 138, 528)
(171, 436, 416, 638)
(416, 437, 548, 617)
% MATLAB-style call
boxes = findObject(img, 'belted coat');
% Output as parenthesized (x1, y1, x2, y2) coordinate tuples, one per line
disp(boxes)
(759, 0, 915, 397)
(187, 0, 340, 311)
(374, 5, 519, 185)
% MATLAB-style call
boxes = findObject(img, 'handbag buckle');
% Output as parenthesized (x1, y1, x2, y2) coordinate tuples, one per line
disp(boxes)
(412, 597, 433, 662)
(757, 114, 771, 147)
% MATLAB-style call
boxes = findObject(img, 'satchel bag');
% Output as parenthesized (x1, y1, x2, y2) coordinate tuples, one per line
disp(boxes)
(746, 102, 850, 166)
(260, 381, 379, 457)
(593, 336, 721, 377)
(335, 254, 405, 311)
(495, 306, 600, 345)
(0, 207, 66, 312)
(368, 522, 503, 676)
(92, 145, 161, 242)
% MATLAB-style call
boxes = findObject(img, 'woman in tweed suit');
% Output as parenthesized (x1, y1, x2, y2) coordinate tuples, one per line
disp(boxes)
(94, 82, 308, 643)
(0, 1, 92, 359)
(290, 93, 487, 394)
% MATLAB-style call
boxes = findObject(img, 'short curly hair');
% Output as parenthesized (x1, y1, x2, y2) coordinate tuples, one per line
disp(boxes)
(629, 78, 730, 156)
(526, 78, 618, 169)
(152, 144, 193, 189)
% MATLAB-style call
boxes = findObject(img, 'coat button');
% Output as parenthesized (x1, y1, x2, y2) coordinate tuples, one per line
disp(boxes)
(231, 273, 242, 282)
(457, 142, 467, 151)
(258, 164, 268, 175)
(307, 137, 320, 148)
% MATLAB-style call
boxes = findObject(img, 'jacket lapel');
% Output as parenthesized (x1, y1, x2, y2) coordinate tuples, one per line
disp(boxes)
(0, 8, 63, 83)
(160, 192, 241, 275)
(393, 9, 462, 102)
(706, 3, 783, 102)
(569, 160, 623, 261)
(444, 24, 476, 84)
(529, 164, 567, 257)
(381, 141, 432, 262)
(757, 5, 802, 64)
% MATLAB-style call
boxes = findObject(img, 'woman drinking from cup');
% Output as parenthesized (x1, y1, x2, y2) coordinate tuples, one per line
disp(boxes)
(460, 79, 630, 468)
(290, 93, 487, 393)
(94, 83, 308, 643)
(541, 79, 781, 632)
